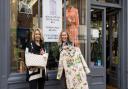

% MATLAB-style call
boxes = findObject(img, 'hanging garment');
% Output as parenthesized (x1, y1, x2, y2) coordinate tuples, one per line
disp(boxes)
(57, 46, 90, 89)
(66, 7, 79, 46)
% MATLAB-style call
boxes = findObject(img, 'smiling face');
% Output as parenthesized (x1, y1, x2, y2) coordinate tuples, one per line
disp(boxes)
(34, 30, 41, 42)
(61, 32, 68, 42)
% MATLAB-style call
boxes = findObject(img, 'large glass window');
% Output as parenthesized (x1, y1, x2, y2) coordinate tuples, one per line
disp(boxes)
(43, 0, 88, 70)
(10, 0, 88, 73)
(10, 0, 39, 73)
(62, 0, 88, 59)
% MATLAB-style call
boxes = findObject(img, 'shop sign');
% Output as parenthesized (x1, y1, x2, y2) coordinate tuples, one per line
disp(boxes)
(42, 0, 62, 42)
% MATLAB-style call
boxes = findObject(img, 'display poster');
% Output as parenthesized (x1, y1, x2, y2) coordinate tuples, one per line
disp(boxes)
(43, 0, 62, 42)
(91, 28, 99, 38)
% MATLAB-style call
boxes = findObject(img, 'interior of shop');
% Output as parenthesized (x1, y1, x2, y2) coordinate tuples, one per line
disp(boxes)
(106, 7, 119, 89)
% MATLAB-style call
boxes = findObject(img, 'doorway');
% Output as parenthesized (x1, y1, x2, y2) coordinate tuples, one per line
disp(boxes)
(106, 8, 119, 89)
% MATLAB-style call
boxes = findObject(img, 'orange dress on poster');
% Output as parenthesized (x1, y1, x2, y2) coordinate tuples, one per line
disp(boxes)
(66, 7, 79, 46)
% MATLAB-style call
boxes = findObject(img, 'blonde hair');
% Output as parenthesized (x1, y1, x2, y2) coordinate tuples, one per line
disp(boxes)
(58, 31, 71, 45)
(32, 28, 44, 43)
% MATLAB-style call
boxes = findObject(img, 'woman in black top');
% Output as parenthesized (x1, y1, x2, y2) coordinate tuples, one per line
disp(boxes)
(25, 28, 45, 89)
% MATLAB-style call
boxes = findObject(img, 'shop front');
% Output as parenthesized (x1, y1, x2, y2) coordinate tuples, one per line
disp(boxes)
(0, 0, 128, 89)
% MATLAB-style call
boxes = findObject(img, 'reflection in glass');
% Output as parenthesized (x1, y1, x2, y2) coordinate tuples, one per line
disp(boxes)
(91, 9, 103, 67)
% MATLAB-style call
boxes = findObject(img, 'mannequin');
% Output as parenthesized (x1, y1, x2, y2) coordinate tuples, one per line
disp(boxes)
(66, 0, 79, 46)
(19, 0, 32, 14)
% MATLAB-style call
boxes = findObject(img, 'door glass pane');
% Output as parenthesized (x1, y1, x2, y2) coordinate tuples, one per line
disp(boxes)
(90, 8, 103, 67)
(106, 8, 119, 87)
(95, 0, 119, 4)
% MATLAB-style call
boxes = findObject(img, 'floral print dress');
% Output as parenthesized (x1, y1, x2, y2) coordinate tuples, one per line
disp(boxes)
(57, 47, 90, 89)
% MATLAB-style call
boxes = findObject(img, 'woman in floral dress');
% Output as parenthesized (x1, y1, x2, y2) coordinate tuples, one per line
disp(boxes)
(57, 31, 90, 89)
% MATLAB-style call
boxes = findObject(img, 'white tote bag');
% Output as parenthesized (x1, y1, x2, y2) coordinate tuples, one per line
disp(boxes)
(25, 52, 48, 67)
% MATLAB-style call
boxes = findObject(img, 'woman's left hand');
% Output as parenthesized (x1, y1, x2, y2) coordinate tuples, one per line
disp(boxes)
(40, 48, 45, 55)
(63, 46, 68, 50)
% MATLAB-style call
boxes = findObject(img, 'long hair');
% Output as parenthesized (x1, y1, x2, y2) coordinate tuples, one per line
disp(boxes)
(32, 28, 44, 44)
(58, 31, 71, 45)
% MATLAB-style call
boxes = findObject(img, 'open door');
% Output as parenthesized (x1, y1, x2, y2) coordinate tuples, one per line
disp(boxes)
(106, 8, 120, 89)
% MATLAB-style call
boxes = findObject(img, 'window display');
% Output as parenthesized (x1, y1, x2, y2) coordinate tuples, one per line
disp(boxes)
(10, 0, 38, 73)
(10, 0, 88, 73)
(64, 0, 87, 60)
(66, 0, 79, 46)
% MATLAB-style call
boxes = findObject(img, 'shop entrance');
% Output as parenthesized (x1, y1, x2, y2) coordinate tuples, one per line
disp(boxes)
(106, 8, 119, 89)
(91, 7, 120, 89)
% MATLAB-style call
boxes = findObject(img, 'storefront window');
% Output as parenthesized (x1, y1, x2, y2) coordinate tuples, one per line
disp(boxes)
(63, 0, 88, 60)
(10, 0, 87, 73)
(42, 0, 88, 70)
(95, 0, 119, 4)
(10, 0, 39, 73)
